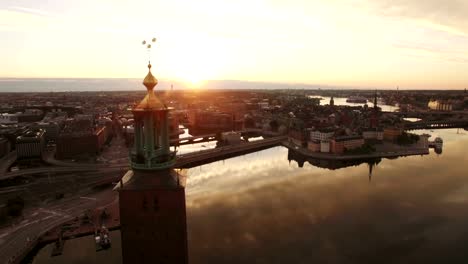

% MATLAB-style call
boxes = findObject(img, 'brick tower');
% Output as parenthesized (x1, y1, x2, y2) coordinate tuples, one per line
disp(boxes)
(116, 55, 188, 263)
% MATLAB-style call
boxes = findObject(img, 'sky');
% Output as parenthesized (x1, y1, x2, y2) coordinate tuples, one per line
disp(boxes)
(1, 0, 468, 89)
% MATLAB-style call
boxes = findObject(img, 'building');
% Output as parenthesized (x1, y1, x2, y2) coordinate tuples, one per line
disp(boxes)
(56, 125, 107, 159)
(310, 130, 334, 142)
(320, 140, 330, 153)
(16, 129, 45, 159)
(0, 126, 27, 151)
(289, 129, 306, 147)
(362, 129, 384, 142)
(56, 118, 108, 159)
(31, 122, 60, 142)
(116, 62, 188, 264)
(0, 136, 11, 158)
(307, 140, 320, 152)
(330, 135, 365, 154)
(17, 109, 43, 123)
(428, 100, 453, 111)
(188, 110, 234, 133)
(383, 127, 403, 141)
(0, 113, 18, 125)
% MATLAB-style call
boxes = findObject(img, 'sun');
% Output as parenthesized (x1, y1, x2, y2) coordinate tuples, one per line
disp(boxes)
(163, 37, 226, 89)
(186, 77, 204, 88)
(176, 66, 210, 89)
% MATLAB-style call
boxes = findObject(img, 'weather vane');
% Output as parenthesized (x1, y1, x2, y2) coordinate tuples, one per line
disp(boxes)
(142, 37, 157, 64)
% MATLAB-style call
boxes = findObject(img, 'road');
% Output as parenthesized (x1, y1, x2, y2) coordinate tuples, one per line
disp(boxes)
(0, 187, 116, 264)
(0, 151, 17, 176)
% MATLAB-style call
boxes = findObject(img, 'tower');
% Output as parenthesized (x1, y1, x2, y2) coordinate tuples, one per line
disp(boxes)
(116, 41, 188, 264)
(330, 96, 334, 106)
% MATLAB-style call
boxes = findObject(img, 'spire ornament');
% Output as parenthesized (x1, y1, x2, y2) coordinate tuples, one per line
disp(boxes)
(141, 37, 158, 91)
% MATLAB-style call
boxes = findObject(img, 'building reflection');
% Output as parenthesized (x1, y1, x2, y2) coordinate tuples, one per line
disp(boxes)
(287, 148, 382, 182)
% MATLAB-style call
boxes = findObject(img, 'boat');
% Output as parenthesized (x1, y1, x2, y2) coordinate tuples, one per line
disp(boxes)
(346, 96, 367, 104)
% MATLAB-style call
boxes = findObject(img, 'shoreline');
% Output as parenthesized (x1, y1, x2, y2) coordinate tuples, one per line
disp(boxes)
(281, 141, 429, 160)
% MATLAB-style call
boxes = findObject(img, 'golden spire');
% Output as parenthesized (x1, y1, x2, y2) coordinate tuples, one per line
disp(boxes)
(135, 38, 164, 110)
(143, 63, 158, 91)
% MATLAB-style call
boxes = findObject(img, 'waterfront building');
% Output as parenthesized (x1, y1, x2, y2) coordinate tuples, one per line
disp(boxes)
(16, 129, 45, 159)
(320, 140, 330, 153)
(289, 129, 306, 147)
(310, 130, 334, 142)
(383, 127, 403, 141)
(428, 100, 453, 111)
(330, 135, 365, 154)
(307, 140, 320, 152)
(362, 129, 384, 142)
(116, 61, 188, 264)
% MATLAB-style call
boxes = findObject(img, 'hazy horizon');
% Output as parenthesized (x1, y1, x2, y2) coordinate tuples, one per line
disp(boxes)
(0, 78, 466, 93)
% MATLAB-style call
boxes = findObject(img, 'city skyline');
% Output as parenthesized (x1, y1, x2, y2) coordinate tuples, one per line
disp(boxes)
(1, 0, 468, 89)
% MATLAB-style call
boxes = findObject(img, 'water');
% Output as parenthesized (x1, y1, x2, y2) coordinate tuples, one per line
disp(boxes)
(33, 128, 468, 263)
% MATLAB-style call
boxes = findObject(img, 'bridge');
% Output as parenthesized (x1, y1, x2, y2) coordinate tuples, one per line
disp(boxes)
(175, 136, 286, 168)
(383, 110, 468, 119)
(404, 120, 468, 130)
(169, 129, 280, 146)
(170, 134, 217, 146)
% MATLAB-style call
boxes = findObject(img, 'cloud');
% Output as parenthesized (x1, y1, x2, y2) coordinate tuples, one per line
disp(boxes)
(9, 6, 52, 17)
(364, 0, 468, 35)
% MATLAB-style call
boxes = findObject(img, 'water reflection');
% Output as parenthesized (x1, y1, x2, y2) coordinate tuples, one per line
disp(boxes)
(33, 129, 468, 264)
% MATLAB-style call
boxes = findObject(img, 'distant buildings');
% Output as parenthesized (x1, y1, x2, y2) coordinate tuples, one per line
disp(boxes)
(428, 100, 453, 111)
(0, 113, 18, 125)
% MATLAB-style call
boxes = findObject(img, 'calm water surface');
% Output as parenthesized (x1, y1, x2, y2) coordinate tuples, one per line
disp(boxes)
(33, 128, 468, 264)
